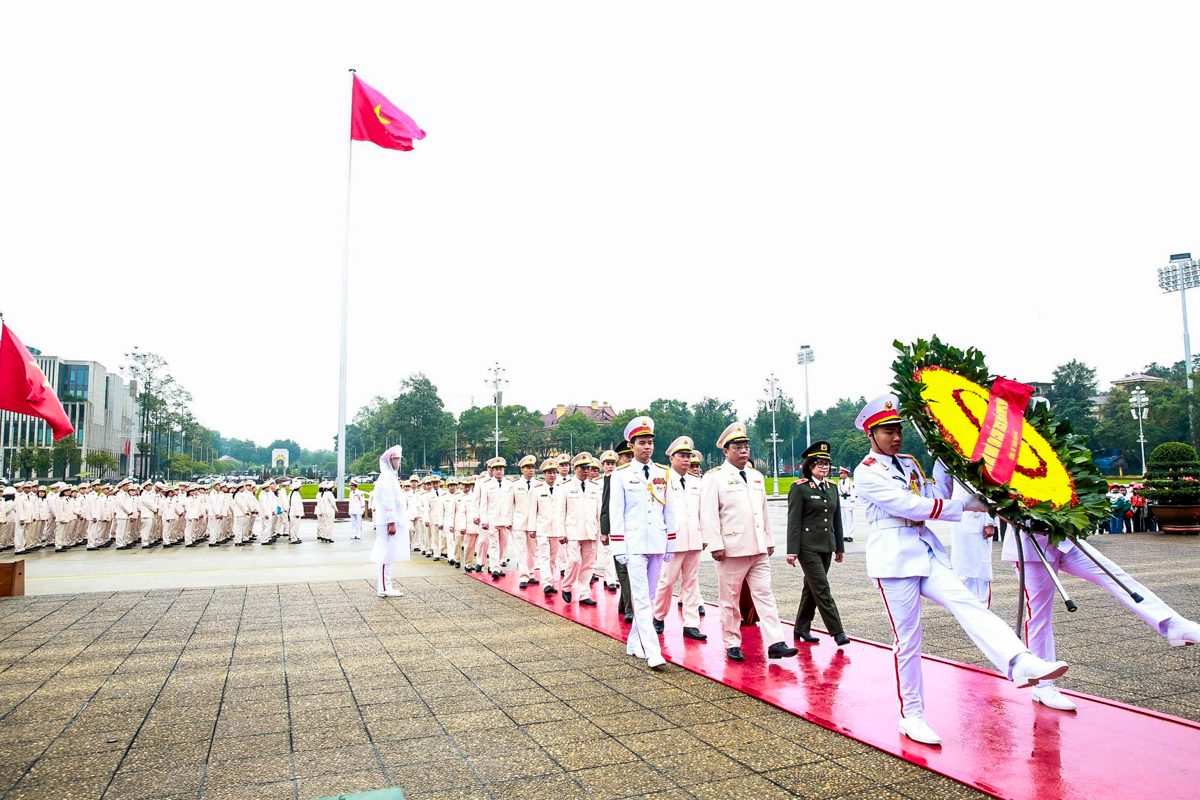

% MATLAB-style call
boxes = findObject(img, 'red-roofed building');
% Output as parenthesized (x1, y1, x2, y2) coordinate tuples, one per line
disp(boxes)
(541, 402, 618, 429)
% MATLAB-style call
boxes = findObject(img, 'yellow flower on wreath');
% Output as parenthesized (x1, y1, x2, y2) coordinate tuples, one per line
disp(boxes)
(915, 367, 1076, 508)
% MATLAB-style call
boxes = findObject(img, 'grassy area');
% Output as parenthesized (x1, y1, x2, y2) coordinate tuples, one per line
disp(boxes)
(269, 483, 376, 501)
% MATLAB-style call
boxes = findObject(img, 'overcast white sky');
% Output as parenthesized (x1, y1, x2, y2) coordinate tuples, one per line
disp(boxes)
(5, 2, 1200, 451)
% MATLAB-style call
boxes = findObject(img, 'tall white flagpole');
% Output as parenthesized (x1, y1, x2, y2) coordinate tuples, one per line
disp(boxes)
(336, 68, 356, 500)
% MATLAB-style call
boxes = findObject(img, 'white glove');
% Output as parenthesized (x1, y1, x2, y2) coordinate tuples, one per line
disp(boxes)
(963, 495, 989, 513)
(662, 552, 674, 563)
(615, 555, 628, 566)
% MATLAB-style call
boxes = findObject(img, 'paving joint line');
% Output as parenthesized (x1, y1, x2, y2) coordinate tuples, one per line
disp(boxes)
(195, 586, 249, 799)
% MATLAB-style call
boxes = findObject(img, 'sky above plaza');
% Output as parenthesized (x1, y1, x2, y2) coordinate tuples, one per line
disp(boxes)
(5, 2, 1200, 451)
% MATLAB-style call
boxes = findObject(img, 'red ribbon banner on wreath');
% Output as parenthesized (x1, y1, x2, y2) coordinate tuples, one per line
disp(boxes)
(969, 376, 1035, 485)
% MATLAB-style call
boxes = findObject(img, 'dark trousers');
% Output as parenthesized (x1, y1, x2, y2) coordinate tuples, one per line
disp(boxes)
(615, 557, 632, 616)
(794, 550, 844, 636)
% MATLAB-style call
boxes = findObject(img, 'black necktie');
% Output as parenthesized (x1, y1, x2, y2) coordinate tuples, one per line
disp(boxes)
(680, 475, 686, 489)
(549, 486, 554, 495)
(643, 465, 650, 479)
(526, 480, 531, 491)
(892, 456, 904, 474)
(580, 481, 585, 493)
(739, 470, 747, 483)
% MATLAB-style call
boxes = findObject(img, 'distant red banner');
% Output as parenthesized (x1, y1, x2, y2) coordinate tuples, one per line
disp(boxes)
(970, 376, 1035, 484)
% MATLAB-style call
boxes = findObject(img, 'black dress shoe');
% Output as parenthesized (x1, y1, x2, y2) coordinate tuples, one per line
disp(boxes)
(579, 598, 597, 606)
(562, 591, 572, 602)
(491, 571, 501, 581)
(843, 537, 854, 543)
(544, 585, 557, 595)
(606, 583, 617, 592)
(590, 575, 599, 584)
(528, 578, 540, 585)
(795, 628, 820, 644)
(834, 632, 851, 647)
(727, 647, 745, 662)
(235, 542, 246, 547)
(433, 557, 441, 562)
(652, 618, 665, 635)
(682, 627, 707, 641)
(560, 569, 565, 577)
(767, 642, 799, 658)
(519, 581, 528, 589)
(208, 543, 220, 547)
(55, 547, 68, 553)
(623, 612, 633, 623)
(698, 605, 706, 617)
(678, 600, 683, 609)
(87, 546, 99, 551)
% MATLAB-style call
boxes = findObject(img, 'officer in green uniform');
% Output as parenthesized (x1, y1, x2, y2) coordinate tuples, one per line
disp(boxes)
(786, 441, 850, 647)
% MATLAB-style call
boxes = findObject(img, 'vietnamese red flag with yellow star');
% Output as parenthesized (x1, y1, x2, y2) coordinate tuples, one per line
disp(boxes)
(350, 75, 426, 151)
(0, 323, 74, 440)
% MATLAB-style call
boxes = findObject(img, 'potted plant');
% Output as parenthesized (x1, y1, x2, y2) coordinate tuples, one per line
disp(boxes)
(1141, 442, 1200, 534)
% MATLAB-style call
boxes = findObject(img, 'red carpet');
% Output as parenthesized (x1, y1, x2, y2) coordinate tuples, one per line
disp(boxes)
(470, 569, 1200, 799)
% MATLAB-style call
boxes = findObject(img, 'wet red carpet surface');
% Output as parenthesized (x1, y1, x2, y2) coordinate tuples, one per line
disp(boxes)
(470, 569, 1200, 799)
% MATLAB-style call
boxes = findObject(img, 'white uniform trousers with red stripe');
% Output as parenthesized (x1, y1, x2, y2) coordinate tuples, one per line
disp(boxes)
(1014, 545, 1174, 685)
(876, 556, 1029, 718)
(626, 553, 663, 662)
(510, 530, 536, 582)
(653, 549, 703, 628)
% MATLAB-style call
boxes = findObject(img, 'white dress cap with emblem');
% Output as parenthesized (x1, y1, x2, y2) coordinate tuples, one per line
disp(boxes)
(856, 394, 903, 432)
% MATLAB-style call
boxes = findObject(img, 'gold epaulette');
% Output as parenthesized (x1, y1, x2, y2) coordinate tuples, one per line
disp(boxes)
(615, 462, 631, 470)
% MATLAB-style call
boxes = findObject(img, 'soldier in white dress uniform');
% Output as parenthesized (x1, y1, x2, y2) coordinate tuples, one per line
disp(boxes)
(557, 452, 604, 605)
(1002, 514, 1200, 712)
(837, 467, 855, 542)
(854, 394, 1069, 747)
(503, 455, 541, 588)
(950, 482, 996, 606)
(608, 416, 677, 670)
(653, 436, 709, 642)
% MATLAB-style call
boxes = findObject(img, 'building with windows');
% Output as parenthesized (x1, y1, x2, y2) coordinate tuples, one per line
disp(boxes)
(1, 348, 137, 482)
(540, 401, 618, 429)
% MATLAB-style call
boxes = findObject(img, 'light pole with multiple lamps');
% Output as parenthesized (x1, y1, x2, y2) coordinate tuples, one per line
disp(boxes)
(1130, 386, 1150, 475)
(797, 345, 814, 447)
(1157, 253, 1199, 441)
(764, 374, 782, 496)
(485, 363, 508, 458)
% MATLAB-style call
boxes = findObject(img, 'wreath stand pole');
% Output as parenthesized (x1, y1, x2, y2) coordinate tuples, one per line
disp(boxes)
(1013, 529, 1027, 638)
(1066, 535, 1145, 603)
(1018, 524, 1077, 613)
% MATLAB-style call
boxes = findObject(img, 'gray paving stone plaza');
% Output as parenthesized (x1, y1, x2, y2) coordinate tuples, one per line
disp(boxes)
(1, 511, 1197, 799)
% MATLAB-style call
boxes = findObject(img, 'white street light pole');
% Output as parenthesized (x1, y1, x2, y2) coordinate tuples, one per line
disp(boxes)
(1130, 385, 1150, 475)
(485, 363, 508, 458)
(1158, 254, 1199, 442)
(797, 345, 815, 447)
(764, 374, 782, 496)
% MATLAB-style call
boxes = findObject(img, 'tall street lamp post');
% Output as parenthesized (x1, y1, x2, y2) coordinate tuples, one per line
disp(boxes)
(1130, 386, 1150, 475)
(485, 363, 508, 458)
(797, 345, 814, 447)
(764, 374, 782, 496)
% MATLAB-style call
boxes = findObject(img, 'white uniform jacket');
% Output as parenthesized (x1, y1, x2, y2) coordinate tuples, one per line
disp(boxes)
(951, 482, 997, 581)
(555, 476, 602, 542)
(608, 460, 677, 557)
(427, 488, 444, 527)
(349, 490, 366, 516)
(257, 490, 276, 521)
(478, 477, 503, 529)
(699, 460, 771, 557)
(668, 469, 707, 551)
(503, 476, 540, 532)
(853, 453, 964, 579)
(528, 481, 559, 538)
(288, 491, 304, 520)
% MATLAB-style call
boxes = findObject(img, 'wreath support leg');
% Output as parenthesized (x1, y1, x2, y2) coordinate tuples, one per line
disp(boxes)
(1066, 536, 1145, 603)
(1014, 533, 1026, 638)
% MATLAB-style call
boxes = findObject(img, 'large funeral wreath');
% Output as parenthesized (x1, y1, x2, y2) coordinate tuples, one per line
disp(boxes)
(891, 336, 1109, 545)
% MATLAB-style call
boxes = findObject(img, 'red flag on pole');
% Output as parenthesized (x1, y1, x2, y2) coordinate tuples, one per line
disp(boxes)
(350, 75, 426, 152)
(0, 323, 74, 440)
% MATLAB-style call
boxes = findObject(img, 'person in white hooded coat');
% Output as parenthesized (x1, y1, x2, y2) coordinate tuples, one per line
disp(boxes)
(371, 445, 410, 597)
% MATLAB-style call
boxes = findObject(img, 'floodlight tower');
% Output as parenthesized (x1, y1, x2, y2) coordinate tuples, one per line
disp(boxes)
(484, 363, 508, 458)
(1157, 253, 1200, 440)
(764, 374, 782, 496)
(797, 345, 815, 447)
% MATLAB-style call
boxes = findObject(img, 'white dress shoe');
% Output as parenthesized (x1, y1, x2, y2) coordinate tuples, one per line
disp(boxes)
(1010, 654, 1069, 688)
(1166, 617, 1200, 647)
(899, 714, 942, 746)
(384, 589, 404, 597)
(1031, 685, 1077, 711)
(647, 656, 666, 670)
